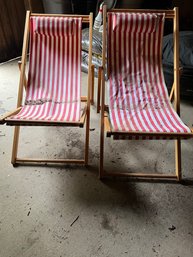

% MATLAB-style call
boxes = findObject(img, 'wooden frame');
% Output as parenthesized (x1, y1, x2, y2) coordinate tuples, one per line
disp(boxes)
(99, 6, 193, 181)
(0, 11, 93, 166)
(97, 66, 102, 113)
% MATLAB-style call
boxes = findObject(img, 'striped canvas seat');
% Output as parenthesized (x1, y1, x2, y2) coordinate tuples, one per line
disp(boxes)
(8, 16, 82, 123)
(107, 12, 191, 135)
(0, 12, 93, 166)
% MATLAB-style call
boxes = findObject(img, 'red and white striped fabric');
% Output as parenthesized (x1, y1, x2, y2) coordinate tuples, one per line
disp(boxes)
(10, 16, 82, 122)
(107, 12, 191, 135)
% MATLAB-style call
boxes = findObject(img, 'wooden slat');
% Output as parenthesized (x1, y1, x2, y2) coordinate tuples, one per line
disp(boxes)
(99, 5, 107, 178)
(173, 7, 180, 115)
(79, 105, 87, 125)
(104, 112, 111, 135)
(169, 67, 183, 102)
(15, 158, 85, 164)
(31, 13, 90, 23)
(103, 171, 177, 179)
(90, 64, 95, 105)
(84, 12, 93, 165)
(109, 9, 175, 18)
(97, 66, 102, 113)
(18, 61, 27, 90)
(6, 118, 85, 127)
(110, 131, 193, 138)
(0, 107, 22, 123)
(175, 138, 181, 181)
(16, 11, 30, 109)
(81, 96, 87, 102)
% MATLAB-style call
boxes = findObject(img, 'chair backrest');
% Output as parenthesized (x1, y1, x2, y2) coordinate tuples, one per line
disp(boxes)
(107, 12, 169, 111)
(26, 16, 82, 106)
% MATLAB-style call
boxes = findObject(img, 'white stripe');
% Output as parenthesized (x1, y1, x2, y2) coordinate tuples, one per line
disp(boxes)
(41, 18, 48, 100)
(33, 18, 41, 101)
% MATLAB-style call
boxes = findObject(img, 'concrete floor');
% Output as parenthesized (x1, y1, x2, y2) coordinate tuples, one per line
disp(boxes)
(0, 59, 193, 257)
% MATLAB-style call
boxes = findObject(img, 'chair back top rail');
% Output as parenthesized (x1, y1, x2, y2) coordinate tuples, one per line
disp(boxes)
(31, 13, 90, 23)
(108, 8, 176, 19)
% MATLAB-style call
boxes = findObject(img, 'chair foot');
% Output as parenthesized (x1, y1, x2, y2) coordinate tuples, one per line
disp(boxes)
(177, 177, 181, 183)
(12, 163, 18, 167)
(97, 105, 101, 113)
(99, 170, 105, 180)
(85, 163, 89, 168)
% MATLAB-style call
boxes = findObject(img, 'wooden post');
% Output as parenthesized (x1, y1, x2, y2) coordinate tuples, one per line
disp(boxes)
(18, 61, 27, 90)
(16, 11, 30, 109)
(173, 8, 182, 181)
(90, 64, 94, 105)
(85, 12, 93, 165)
(173, 7, 180, 115)
(99, 5, 107, 178)
(11, 126, 20, 165)
(175, 138, 181, 181)
(11, 11, 30, 165)
(97, 66, 102, 113)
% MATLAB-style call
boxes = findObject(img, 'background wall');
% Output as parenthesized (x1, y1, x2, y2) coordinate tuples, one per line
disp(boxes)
(173, 0, 193, 30)
(0, 0, 26, 63)
(0, 0, 192, 63)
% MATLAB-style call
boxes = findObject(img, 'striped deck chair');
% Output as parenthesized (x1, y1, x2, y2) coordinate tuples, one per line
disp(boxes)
(0, 12, 93, 166)
(99, 6, 193, 181)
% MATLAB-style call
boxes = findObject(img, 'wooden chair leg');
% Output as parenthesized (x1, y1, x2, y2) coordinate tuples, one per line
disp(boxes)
(11, 126, 20, 165)
(99, 68, 105, 178)
(97, 67, 102, 113)
(170, 67, 183, 102)
(169, 83, 175, 102)
(175, 138, 181, 181)
(84, 108, 90, 166)
(18, 61, 27, 90)
(99, 117, 105, 178)
(90, 65, 94, 105)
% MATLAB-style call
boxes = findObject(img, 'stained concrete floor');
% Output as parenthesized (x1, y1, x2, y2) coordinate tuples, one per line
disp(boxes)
(0, 59, 193, 257)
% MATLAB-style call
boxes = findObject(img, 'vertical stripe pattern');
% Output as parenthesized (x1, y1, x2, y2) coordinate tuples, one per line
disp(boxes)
(107, 12, 190, 135)
(10, 16, 82, 122)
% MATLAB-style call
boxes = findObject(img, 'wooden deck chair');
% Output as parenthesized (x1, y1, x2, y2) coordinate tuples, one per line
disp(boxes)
(99, 6, 193, 181)
(0, 11, 93, 166)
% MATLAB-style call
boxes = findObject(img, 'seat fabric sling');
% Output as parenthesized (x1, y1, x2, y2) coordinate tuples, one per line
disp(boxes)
(8, 16, 82, 122)
(107, 13, 190, 136)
